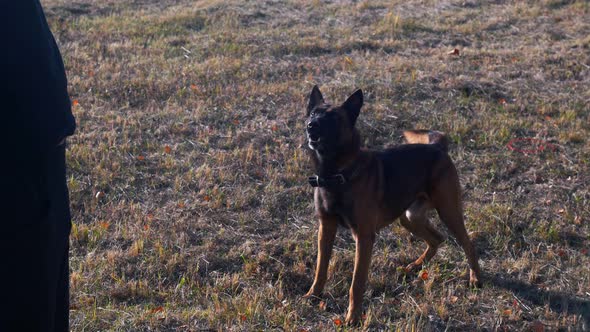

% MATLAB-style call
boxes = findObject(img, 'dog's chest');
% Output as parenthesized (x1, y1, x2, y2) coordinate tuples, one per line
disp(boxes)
(316, 188, 355, 228)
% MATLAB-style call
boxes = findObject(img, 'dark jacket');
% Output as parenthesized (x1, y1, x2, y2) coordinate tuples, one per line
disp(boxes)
(0, 0, 76, 224)
(0, 0, 76, 155)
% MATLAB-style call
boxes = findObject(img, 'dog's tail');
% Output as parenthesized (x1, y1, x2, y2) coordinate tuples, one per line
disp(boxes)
(403, 130, 449, 153)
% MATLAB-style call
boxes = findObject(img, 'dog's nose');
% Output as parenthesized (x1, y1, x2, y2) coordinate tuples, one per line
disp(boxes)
(307, 121, 320, 140)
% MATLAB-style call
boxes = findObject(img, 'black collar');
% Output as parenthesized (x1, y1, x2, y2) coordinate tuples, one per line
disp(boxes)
(308, 159, 364, 188)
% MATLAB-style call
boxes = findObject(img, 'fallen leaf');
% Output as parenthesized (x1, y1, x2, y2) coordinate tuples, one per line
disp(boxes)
(203, 195, 211, 202)
(137, 155, 145, 161)
(164, 145, 172, 154)
(420, 270, 429, 281)
(319, 301, 327, 311)
(98, 221, 110, 230)
(333, 318, 343, 326)
(271, 124, 278, 132)
(448, 48, 460, 56)
(95, 191, 105, 199)
(450, 296, 459, 303)
(240, 314, 247, 322)
(498, 98, 507, 105)
(72, 99, 79, 107)
(190, 84, 198, 91)
(177, 202, 185, 208)
(150, 306, 164, 314)
(503, 309, 512, 316)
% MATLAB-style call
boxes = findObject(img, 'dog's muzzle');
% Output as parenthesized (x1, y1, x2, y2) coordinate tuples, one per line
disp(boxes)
(308, 174, 347, 187)
(307, 121, 321, 141)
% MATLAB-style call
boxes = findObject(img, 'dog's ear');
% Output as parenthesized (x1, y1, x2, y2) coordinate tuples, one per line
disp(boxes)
(342, 89, 363, 126)
(307, 85, 324, 116)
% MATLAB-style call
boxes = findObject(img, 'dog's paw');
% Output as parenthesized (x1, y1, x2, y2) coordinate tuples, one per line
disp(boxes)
(403, 259, 428, 276)
(469, 270, 482, 288)
(302, 290, 321, 300)
(345, 314, 362, 326)
(345, 309, 363, 326)
(469, 278, 482, 288)
(404, 262, 421, 273)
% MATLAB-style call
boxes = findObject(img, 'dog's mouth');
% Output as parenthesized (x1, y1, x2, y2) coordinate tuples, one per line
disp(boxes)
(308, 138, 320, 148)
(307, 135, 322, 150)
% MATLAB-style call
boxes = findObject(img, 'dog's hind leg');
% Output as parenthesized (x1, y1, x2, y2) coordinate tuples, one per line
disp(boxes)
(399, 197, 445, 272)
(432, 169, 482, 287)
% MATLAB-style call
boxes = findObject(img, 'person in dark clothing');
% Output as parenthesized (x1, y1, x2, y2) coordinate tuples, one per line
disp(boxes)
(0, 1, 76, 331)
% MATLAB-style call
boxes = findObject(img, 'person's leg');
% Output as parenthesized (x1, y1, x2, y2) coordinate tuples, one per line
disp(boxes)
(0, 143, 71, 332)
(0, 202, 57, 331)
(48, 143, 72, 332)
(52, 240, 70, 332)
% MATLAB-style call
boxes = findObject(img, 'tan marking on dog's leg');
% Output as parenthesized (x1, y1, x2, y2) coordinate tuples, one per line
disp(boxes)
(345, 232, 375, 325)
(304, 216, 338, 298)
(399, 198, 445, 272)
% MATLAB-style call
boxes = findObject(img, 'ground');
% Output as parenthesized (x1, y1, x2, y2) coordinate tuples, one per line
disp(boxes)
(41, 0, 589, 330)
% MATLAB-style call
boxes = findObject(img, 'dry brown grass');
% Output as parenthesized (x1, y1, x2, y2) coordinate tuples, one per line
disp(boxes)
(41, 0, 590, 330)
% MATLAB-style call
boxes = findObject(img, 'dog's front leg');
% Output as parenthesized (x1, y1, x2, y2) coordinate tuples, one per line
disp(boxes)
(345, 232, 375, 325)
(304, 215, 338, 298)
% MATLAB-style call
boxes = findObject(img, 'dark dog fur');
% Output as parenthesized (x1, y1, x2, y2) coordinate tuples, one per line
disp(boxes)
(303, 86, 482, 324)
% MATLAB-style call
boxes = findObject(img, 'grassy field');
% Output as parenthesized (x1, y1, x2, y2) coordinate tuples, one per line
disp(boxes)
(42, 0, 590, 330)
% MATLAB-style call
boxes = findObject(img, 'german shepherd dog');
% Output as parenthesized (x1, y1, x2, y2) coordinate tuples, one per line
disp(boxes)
(303, 86, 482, 325)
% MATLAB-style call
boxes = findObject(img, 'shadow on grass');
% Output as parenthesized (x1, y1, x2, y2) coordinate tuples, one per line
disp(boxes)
(489, 273, 590, 326)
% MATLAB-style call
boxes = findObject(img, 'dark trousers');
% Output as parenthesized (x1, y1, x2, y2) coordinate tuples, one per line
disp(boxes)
(0, 144, 71, 332)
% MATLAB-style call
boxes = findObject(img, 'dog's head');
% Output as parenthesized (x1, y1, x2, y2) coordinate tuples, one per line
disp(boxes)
(305, 86, 363, 157)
